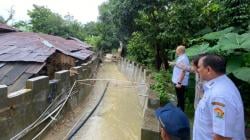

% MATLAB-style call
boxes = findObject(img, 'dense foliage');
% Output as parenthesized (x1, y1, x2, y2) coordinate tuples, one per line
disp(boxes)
(27, 5, 86, 40)
(223, 0, 250, 30)
(127, 32, 155, 66)
(150, 70, 174, 105)
(95, 0, 250, 126)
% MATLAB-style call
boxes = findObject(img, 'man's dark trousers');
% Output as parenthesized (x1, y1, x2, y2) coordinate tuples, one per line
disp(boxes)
(175, 85, 186, 111)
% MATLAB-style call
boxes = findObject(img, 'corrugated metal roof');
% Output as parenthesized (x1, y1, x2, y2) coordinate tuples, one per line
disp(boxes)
(0, 32, 55, 62)
(0, 32, 93, 62)
(70, 49, 94, 60)
(0, 23, 20, 32)
(0, 30, 94, 92)
(40, 34, 87, 51)
(39, 34, 94, 59)
(0, 62, 45, 92)
(0, 63, 5, 68)
(8, 73, 33, 93)
(67, 36, 92, 49)
(1, 64, 29, 85)
(25, 63, 46, 74)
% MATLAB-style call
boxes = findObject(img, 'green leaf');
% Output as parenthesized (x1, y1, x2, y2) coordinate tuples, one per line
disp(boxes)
(206, 44, 220, 53)
(186, 43, 209, 57)
(232, 67, 250, 83)
(243, 53, 250, 67)
(215, 33, 250, 51)
(226, 56, 242, 74)
(202, 27, 234, 40)
(194, 27, 213, 36)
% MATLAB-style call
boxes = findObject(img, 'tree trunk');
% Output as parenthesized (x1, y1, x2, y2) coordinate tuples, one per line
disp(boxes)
(160, 50, 169, 70)
(155, 44, 162, 71)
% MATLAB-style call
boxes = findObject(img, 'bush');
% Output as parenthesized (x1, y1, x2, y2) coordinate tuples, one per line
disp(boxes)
(150, 69, 196, 118)
(150, 70, 174, 106)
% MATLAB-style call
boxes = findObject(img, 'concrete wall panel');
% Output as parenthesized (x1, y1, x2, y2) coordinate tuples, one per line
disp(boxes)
(118, 58, 160, 140)
(0, 57, 100, 139)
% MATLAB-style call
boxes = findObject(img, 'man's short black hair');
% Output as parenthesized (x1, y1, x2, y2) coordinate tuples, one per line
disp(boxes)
(201, 54, 226, 74)
(193, 53, 207, 67)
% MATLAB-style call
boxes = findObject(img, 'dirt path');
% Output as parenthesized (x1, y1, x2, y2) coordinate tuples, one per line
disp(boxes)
(43, 62, 143, 140)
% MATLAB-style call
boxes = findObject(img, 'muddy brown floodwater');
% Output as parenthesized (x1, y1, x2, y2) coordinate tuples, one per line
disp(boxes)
(43, 62, 143, 140)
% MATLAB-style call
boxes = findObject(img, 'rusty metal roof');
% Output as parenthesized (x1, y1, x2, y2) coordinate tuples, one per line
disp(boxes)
(67, 36, 92, 49)
(0, 62, 45, 92)
(0, 32, 93, 62)
(0, 23, 20, 32)
(39, 34, 93, 60)
(0, 32, 56, 62)
(0, 31, 94, 92)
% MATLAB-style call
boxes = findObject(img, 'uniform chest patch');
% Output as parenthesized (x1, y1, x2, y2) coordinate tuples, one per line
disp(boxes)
(214, 107, 224, 119)
(212, 102, 225, 107)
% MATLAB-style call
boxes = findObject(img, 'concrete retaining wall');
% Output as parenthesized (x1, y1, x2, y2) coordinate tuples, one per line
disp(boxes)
(119, 58, 250, 140)
(118, 58, 160, 140)
(0, 57, 100, 140)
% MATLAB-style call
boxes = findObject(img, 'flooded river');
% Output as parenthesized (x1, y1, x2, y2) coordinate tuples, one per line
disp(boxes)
(72, 62, 143, 140)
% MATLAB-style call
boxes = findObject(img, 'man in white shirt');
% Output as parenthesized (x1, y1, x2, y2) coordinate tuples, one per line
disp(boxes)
(169, 54, 206, 110)
(171, 45, 190, 111)
(193, 54, 246, 140)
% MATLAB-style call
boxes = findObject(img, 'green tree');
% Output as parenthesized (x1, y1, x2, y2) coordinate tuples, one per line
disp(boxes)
(83, 22, 102, 48)
(84, 22, 99, 36)
(134, 0, 172, 70)
(110, 0, 142, 43)
(127, 32, 154, 66)
(128, 0, 217, 70)
(28, 5, 86, 41)
(222, 0, 250, 30)
(64, 20, 86, 41)
(28, 5, 66, 35)
(13, 20, 32, 31)
(97, 2, 119, 51)
(85, 35, 101, 49)
(197, 0, 224, 31)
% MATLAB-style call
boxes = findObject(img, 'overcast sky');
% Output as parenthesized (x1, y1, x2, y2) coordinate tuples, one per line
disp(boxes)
(0, 0, 107, 24)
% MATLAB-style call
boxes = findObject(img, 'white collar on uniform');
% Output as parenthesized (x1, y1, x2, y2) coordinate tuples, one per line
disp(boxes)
(203, 74, 226, 91)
